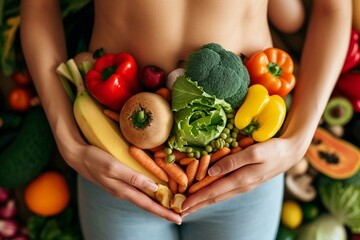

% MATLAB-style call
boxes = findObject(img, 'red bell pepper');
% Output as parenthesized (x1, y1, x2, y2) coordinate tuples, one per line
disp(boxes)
(341, 28, 360, 73)
(336, 71, 360, 112)
(85, 52, 140, 111)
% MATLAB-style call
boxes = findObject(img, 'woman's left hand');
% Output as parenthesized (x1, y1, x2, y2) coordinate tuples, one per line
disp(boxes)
(181, 136, 308, 215)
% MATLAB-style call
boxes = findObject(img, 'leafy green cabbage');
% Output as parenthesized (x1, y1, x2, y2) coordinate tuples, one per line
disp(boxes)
(318, 171, 360, 233)
(169, 76, 233, 151)
(298, 214, 347, 240)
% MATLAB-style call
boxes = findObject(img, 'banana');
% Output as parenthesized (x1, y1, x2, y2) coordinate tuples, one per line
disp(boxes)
(56, 59, 166, 185)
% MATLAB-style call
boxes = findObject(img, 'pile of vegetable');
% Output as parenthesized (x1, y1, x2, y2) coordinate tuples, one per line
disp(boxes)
(58, 42, 295, 213)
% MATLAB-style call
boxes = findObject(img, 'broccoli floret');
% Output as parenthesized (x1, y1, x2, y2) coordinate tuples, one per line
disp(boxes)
(185, 43, 250, 108)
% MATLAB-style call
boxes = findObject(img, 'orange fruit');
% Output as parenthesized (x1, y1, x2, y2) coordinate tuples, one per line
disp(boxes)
(24, 171, 70, 216)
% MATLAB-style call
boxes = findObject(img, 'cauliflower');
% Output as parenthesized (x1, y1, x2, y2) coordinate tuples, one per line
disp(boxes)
(185, 43, 250, 108)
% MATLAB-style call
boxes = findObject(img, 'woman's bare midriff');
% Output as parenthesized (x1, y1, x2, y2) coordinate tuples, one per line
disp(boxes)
(89, 0, 273, 73)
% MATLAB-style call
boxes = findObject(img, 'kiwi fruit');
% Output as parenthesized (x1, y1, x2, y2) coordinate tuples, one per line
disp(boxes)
(323, 97, 353, 126)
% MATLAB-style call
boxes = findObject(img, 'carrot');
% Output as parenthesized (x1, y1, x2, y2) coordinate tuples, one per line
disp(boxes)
(168, 177, 178, 195)
(154, 150, 167, 159)
(148, 145, 165, 153)
(129, 146, 169, 182)
(154, 158, 188, 186)
(186, 159, 199, 186)
(178, 183, 188, 194)
(103, 109, 120, 122)
(179, 157, 196, 165)
(196, 154, 211, 181)
(155, 87, 172, 102)
(230, 146, 242, 154)
(237, 136, 254, 149)
(210, 147, 231, 164)
(173, 150, 188, 161)
(188, 175, 223, 194)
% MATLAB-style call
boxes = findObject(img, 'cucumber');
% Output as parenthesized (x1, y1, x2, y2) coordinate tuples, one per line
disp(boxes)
(0, 111, 23, 132)
(0, 130, 18, 152)
(0, 107, 56, 188)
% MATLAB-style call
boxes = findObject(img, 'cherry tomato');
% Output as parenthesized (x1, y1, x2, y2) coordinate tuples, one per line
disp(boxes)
(8, 88, 32, 111)
(11, 70, 32, 86)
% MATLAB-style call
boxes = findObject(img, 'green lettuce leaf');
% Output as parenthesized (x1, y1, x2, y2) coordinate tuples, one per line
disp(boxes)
(170, 76, 233, 151)
(318, 173, 360, 233)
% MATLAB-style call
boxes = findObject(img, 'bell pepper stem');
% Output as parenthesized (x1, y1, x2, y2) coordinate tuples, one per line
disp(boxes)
(268, 62, 282, 77)
(242, 121, 260, 136)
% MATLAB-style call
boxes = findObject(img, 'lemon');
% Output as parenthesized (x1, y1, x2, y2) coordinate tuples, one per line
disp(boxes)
(281, 200, 303, 229)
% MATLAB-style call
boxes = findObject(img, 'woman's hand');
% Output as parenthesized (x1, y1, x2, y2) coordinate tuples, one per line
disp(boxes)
(181, 136, 308, 215)
(67, 142, 183, 224)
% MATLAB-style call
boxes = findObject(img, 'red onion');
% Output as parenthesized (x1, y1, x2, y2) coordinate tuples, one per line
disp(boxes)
(0, 219, 19, 238)
(0, 188, 10, 205)
(0, 200, 16, 219)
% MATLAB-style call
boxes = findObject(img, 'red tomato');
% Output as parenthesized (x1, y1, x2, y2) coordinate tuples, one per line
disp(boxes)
(8, 88, 32, 111)
(11, 70, 32, 86)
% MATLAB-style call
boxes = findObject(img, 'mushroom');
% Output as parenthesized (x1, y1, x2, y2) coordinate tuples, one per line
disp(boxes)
(286, 157, 309, 176)
(285, 173, 317, 202)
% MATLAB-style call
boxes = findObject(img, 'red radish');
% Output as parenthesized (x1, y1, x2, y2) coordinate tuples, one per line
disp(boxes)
(140, 66, 166, 90)
(0, 219, 19, 238)
(0, 188, 9, 204)
(0, 200, 16, 219)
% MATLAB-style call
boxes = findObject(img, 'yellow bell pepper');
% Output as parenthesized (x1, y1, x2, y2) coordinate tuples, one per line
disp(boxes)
(234, 84, 286, 142)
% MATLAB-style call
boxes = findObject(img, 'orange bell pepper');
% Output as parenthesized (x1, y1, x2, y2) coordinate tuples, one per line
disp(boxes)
(245, 48, 296, 97)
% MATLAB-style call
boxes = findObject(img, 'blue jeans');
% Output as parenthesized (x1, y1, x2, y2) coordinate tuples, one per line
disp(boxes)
(77, 174, 284, 240)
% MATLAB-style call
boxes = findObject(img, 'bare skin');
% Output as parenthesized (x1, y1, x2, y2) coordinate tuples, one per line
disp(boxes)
(20, 0, 351, 225)
(90, 0, 273, 72)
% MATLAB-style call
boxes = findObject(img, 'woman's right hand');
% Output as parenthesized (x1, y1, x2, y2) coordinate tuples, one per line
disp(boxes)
(64, 141, 182, 224)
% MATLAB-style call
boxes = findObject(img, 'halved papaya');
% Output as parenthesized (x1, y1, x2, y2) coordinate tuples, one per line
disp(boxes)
(306, 127, 360, 179)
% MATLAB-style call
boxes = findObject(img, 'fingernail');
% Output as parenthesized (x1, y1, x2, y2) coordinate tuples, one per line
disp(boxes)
(208, 166, 221, 176)
(145, 181, 158, 192)
(181, 213, 189, 219)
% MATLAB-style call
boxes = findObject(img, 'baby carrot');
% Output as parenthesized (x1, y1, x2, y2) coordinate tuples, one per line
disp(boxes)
(154, 158, 188, 186)
(168, 177, 178, 195)
(179, 157, 196, 165)
(186, 159, 199, 186)
(210, 147, 231, 164)
(154, 149, 167, 159)
(230, 146, 242, 154)
(155, 87, 172, 102)
(196, 154, 211, 181)
(173, 150, 188, 161)
(148, 144, 165, 153)
(237, 136, 254, 149)
(103, 109, 120, 122)
(129, 146, 169, 182)
(188, 175, 223, 194)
